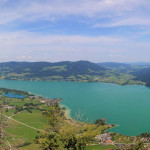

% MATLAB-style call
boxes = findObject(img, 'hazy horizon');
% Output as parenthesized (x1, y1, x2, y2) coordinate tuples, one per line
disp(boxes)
(0, 60, 150, 64)
(0, 0, 150, 62)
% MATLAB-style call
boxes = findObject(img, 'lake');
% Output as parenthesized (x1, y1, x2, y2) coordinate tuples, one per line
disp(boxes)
(3, 93, 25, 99)
(0, 79, 150, 136)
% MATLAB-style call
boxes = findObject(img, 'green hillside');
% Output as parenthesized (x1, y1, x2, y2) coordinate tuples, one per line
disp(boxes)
(0, 61, 106, 81)
(0, 61, 148, 85)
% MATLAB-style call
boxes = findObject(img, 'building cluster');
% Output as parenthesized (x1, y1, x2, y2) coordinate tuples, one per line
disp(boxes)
(29, 95, 40, 99)
(28, 95, 62, 106)
(141, 137, 150, 143)
(3, 105, 16, 109)
(40, 98, 62, 105)
(95, 133, 112, 143)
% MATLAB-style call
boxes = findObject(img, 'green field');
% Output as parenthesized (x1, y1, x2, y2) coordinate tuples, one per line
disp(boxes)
(12, 109, 47, 129)
(4, 109, 47, 149)
(0, 89, 48, 149)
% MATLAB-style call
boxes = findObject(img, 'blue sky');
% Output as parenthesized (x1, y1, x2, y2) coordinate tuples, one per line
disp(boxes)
(0, 0, 150, 62)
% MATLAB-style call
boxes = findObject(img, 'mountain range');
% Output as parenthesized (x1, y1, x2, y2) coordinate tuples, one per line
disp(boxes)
(0, 61, 150, 86)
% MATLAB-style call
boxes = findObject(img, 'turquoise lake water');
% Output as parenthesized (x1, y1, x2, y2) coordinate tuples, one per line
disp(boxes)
(0, 79, 150, 136)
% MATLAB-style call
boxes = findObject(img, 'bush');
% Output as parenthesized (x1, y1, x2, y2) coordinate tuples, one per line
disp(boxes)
(95, 118, 106, 126)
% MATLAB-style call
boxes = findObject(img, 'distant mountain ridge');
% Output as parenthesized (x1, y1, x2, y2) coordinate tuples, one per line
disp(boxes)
(0, 61, 107, 82)
(131, 67, 150, 85)
(98, 62, 131, 68)
(98, 62, 132, 73)
(126, 62, 150, 66)
(0, 60, 106, 75)
(0, 61, 149, 86)
(98, 62, 150, 86)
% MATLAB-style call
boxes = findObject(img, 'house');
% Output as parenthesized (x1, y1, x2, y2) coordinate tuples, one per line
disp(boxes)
(40, 98, 62, 105)
(95, 133, 112, 143)
(141, 138, 148, 142)
(29, 95, 40, 99)
(105, 140, 112, 143)
(3, 105, 16, 109)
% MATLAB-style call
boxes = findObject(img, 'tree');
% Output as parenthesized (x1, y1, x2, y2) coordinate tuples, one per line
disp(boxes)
(140, 132, 150, 138)
(95, 118, 106, 126)
(131, 142, 145, 150)
(5, 108, 8, 113)
(61, 128, 86, 150)
(37, 132, 65, 150)
(37, 104, 87, 150)
(42, 104, 64, 133)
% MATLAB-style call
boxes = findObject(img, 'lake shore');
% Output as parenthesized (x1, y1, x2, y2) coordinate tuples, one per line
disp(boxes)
(0, 77, 146, 86)
(60, 104, 72, 119)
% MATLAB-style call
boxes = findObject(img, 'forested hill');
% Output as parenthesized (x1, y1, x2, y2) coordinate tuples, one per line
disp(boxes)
(131, 67, 150, 86)
(98, 62, 150, 86)
(0, 61, 108, 82)
(98, 62, 132, 73)
(98, 62, 131, 69)
(0, 61, 149, 85)
(0, 61, 106, 75)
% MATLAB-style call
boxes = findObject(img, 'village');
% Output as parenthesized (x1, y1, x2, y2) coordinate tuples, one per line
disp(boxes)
(1, 94, 62, 110)
(95, 133, 150, 150)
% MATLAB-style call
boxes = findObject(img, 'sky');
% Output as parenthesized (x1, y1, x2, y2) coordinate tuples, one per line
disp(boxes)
(0, 0, 150, 62)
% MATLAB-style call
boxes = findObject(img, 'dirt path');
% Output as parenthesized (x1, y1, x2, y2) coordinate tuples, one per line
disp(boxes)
(3, 114, 45, 133)
(4, 138, 12, 150)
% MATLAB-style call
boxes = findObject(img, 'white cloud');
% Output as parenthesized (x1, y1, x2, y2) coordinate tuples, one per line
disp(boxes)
(0, 31, 149, 62)
(0, 31, 125, 47)
(0, 0, 149, 25)
(0, 31, 128, 62)
(0, 0, 150, 62)
(93, 17, 150, 28)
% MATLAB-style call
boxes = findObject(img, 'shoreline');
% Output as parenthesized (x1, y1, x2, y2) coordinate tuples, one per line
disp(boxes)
(60, 104, 72, 120)
(0, 78, 146, 87)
